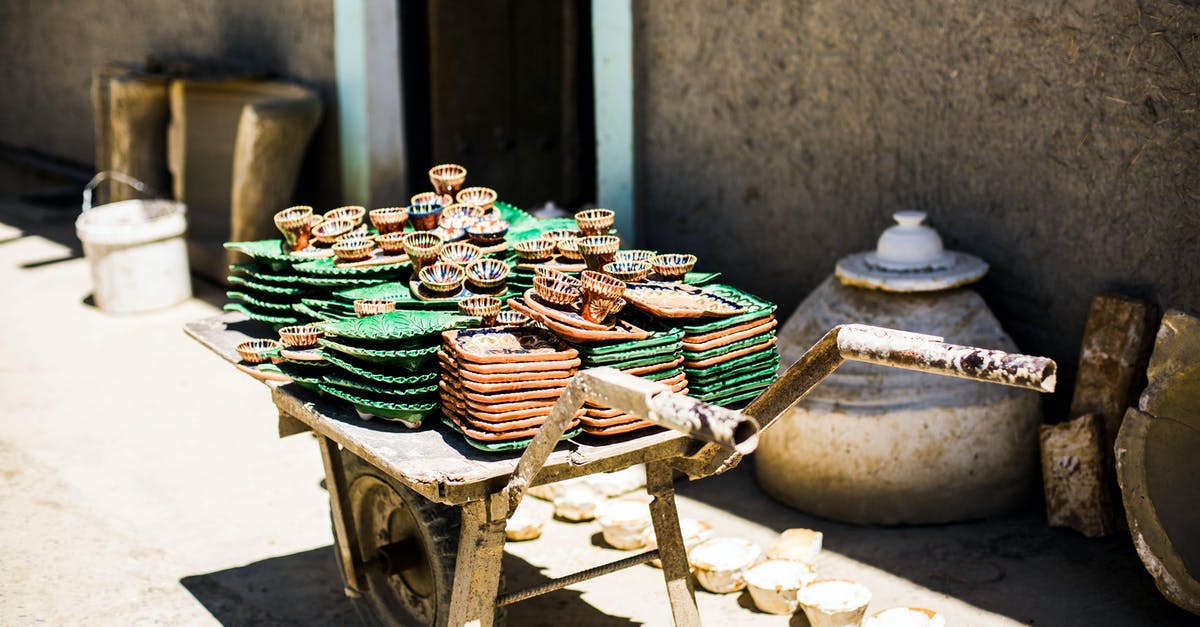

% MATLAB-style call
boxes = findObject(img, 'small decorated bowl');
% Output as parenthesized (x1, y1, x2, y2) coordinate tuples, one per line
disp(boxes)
(744, 559, 818, 615)
(403, 232, 445, 268)
(409, 196, 445, 231)
(513, 238, 556, 262)
(332, 236, 375, 262)
(466, 218, 510, 245)
(614, 249, 656, 264)
(577, 235, 621, 271)
(324, 205, 366, 226)
(496, 310, 530, 326)
(595, 498, 652, 551)
(533, 275, 581, 306)
(439, 203, 483, 230)
(581, 270, 626, 300)
(375, 231, 408, 254)
(311, 217, 356, 245)
(688, 537, 763, 594)
(278, 324, 323, 349)
(456, 186, 498, 211)
(575, 208, 615, 236)
(603, 260, 652, 283)
(458, 295, 503, 326)
(419, 262, 467, 295)
(863, 607, 946, 627)
(369, 207, 409, 234)
(651, 253, 697, 280)
(798, 580, 872, 627)
(432, 226, 466, 242)
(354, 298, 396, 317)
(429, 163, 467, 197)
(465, 258, 510, 290)
(236, 339, 280, 364)
(534, 266, 582, 287)
(274, 205, 314, 250)
(540, 228, 581, 244)
(439, 242, 483, 267)
(557, 236, 583, 260)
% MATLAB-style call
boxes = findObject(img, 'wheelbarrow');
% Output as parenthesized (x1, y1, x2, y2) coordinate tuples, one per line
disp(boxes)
(186, 314, 1056, 627)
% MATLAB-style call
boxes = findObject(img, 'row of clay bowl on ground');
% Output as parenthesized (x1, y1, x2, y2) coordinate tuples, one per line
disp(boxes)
(512, 478, 945, 626)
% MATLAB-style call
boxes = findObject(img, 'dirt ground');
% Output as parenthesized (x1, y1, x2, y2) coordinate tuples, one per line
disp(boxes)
(1, 198, 1196, 626)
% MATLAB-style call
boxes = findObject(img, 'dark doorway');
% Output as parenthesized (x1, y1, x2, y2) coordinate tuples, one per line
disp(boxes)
(402, 0, 595, 211)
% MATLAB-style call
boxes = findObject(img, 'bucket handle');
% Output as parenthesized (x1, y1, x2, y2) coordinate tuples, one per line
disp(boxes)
(82, 171, 157, 212)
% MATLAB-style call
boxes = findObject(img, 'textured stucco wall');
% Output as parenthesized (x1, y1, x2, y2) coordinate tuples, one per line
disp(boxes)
(634, 1, 1200, 408)
(0, 0, 339, 204)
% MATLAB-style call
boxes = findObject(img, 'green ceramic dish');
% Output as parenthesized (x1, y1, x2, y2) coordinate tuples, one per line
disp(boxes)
(641, 366, 685, 382)
(578, 342, 683, 366)
(688, 355, 781, 389)
(224, 302, 301, 327)
(294, 274, 393, 288)
(684, 348, 779, 378)
(576, 328, 685, 357)
(688, 369, 778, 396)
(225, 239, 307, 264)
(681, 271, 722, 286)
(321, 351, 441, 384)
(319, 337, 441, 368)
(318, 309, 473, 341)
(678, 285, 776, 335)
(682, 332, 776, 362)
(227, 290, 296, 312)
(291, 302, 344, 323)
(439, 415, 585, 453)
(696, 384, 770, 408)
(228, 274, 307, 296)
(229, 263, 303, 284)
(275, 361, 327, 391)
(581, 350, 682, 372)
(319, 384, 440, 425)
(322, 374, 439, 399)
(294, 257, 411, 277)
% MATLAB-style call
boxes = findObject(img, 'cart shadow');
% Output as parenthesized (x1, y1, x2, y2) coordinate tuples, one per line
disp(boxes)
(181, 546, 641, 626)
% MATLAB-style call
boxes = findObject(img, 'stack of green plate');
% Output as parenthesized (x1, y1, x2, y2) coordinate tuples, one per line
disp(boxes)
(291, 257, 409, 320)
(571, 328, 686, 437)
(224, 241, 315, 327)
(679, 285, 780, 407)
(314, 309, 473, 427)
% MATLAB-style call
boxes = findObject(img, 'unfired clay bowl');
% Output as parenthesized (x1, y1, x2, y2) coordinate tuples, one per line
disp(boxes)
(369, 206, 409, 234)
(514, 238, 556, 262)
(767, 528, 823, 564)
(642, 518, 714, 568)
(278, 324, 322, 349)
(575, 208, 615, 236)
(429, 163, 467, 197)
(650, 253, 696, 280)
(419, 262, 466, 295)
(324, 205, 366, 226)
(863, 607, 946, 627)
(797, 579, 872, 627)
(506, 497, 552, 541)
(553, 486, 602, 521)
(354, 299, 396, 317)
(688, 538, 763, 594)
(744, 559, 818, 615)
(311, 217, 356, 245)
(274, 206, 314, 251)
(236, 339, 279, 364)
(595, 498, 652, 550)
(439, 242, 483, 267)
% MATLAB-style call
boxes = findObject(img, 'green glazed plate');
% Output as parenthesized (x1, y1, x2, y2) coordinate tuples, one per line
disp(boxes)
(321, 351, 442, 384)
(318, 309, 473, 341)
(319, 384, 440, 425)
(319, 337, 441, 368)
(580, 350, 681, 371)
(682, 332, 777, 362)
(322, 374, 439, 399)
(229, 263, 304, 284)
(576, 328, 685, 357)
(685, 347, 779, 378)
(688, 354, 780, 388)
(292, 302, 344, 322)
(224, 302, 300, 326)
(225, 239, 306, 264)
(688, 369, 777, 396)
(227, 291, 296, 312)
(294, 274, 392, 288)
(681, 272, 722, 286)
(641, 366, 685, 382)
(697, 384, 770, 408)
(275, 361, 327, 390)
(578, 341, 683, 366)
(439, 415, 585, 453)
(294, 257, 411, 277)
(301, 298, 356, 314)
(678, 285, 776, 335)
(228, 274, 306, 296)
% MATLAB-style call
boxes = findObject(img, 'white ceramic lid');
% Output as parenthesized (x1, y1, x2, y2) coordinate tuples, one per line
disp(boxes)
(835, 211, 988, 293)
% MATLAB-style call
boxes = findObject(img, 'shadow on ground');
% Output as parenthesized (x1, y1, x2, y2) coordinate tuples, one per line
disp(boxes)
(679, 462, 1200, 626)
(182, 545, 640, 626)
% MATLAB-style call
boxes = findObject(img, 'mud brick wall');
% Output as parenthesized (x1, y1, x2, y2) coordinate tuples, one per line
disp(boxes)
(0, 0, 339, 204)
(633, 0, 1200, 409)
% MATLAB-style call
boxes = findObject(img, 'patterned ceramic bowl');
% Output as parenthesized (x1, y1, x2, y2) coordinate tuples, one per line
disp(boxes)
(459, 295, 503, 326)
(419, 262, 467, 294)
(439, 242, 483, 267)
(375, 231, 408, 254)
(575, 208, 615, 236)
(369, 207, 409, 234)
(651, 253, 697, 280)
(534, 266, 582, 287)
(236, 339, 279, 364)
(578, 235, 621, 271)
(533, 276, 581, 306)
(311, 218, 356, 245)
(581, 270, 626, 300)
(429, 163, 467, 197)
(540, 228, 581, 244)
(439, 203, 482, 230)
(456, 186, 497, 210)
(354, 298, 396, 317)
(332, 236, 375, 261)
(465, 258, 510, 290)
(324, 205, 366, 226)
(403, 231, 444, 270)
(409, 196, 445, 231)
(274, 206, 314, 250)
(603, 260, 652, 283)
(614, 249, 656, 264)
(557, 236, 583, 260)
(432, 226, 466, 242)
(278, 324, 323, 349)
(466, 218, 510, 245)
(513, 238, 556, 262)
(496, 310, 530, 326)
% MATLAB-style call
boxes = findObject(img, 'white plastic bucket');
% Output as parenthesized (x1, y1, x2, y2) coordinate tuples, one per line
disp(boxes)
(75, 172, 192, 313)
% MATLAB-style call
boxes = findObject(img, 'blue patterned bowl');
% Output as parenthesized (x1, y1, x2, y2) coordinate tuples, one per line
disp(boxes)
(603, 260, 652, 282)
(465, 258, 511, 290)
(651, 253, 697, 280)
(439, 242, 483, 266)
(418, 262, 466, 294)
(467, 218, 510, 245)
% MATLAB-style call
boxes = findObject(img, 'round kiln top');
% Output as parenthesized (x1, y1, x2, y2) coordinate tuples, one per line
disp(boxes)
(835, 211, 988, 292)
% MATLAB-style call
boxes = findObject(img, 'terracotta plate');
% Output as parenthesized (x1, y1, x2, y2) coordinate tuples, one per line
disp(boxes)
(444, 327, 579, 364)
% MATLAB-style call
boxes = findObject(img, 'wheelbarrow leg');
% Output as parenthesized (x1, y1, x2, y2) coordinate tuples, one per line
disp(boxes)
(447, 497, 507, 627)
(647, 460, 702, 627)
(317, 435, 365, 597)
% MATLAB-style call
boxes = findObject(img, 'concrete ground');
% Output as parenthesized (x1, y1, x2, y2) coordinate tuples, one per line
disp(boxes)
(1, 196, 1197, 626)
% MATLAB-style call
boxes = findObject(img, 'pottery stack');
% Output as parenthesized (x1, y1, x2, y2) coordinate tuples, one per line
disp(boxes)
(679, 284, 781, 408)
(573, 329, 688, 436)
(437, 326, 586, 451)
(311, 309, 475, 427)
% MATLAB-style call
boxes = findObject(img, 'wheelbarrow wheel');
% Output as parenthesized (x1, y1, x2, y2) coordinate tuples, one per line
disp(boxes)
(336, 452, 504, 627)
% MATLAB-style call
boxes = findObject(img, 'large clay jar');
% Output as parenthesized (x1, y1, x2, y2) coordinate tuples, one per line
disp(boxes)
(756, 213, 1042, 524)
